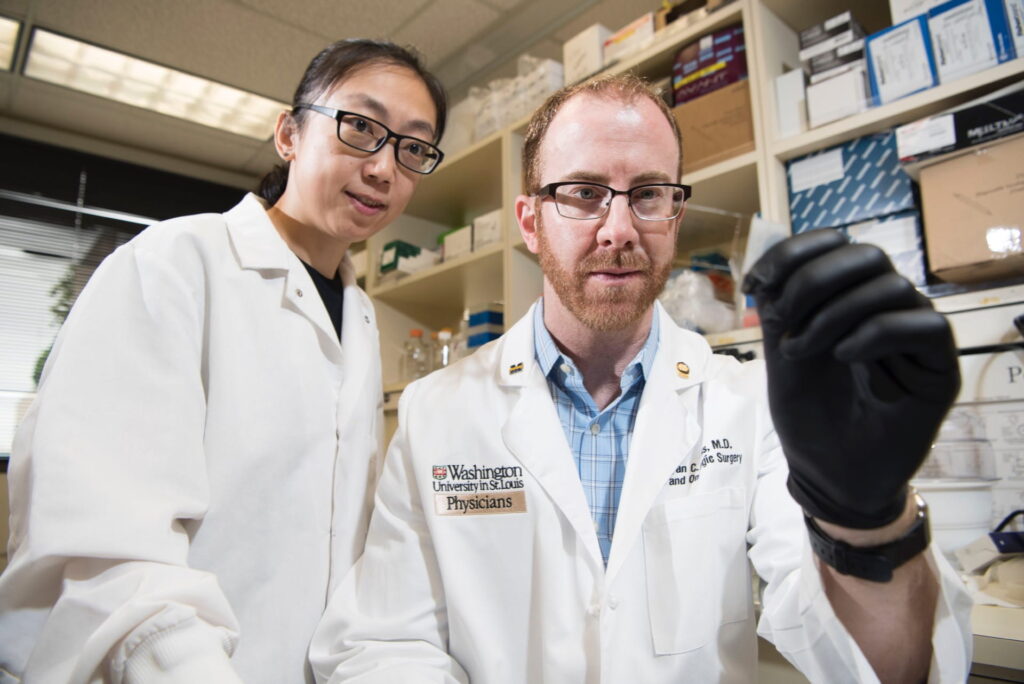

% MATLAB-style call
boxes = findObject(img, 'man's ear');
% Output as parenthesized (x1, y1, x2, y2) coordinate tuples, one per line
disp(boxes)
(516, 194, 541, 255)
(273, 110, 298, 162)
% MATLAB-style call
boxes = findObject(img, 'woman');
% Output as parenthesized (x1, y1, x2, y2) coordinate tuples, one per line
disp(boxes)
(0, 39, 446, 683)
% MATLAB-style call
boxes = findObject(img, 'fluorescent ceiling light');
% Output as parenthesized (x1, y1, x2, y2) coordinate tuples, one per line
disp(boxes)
(24, 29, 287, 140)
(0, 17, 18, 71)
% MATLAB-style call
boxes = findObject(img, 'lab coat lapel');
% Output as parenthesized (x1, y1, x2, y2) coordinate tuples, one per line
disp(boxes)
(499, 306, 604, 570)
(605, 306, 708, 583)
(337, 253, 377, 406)
(225, 193, 342, 356)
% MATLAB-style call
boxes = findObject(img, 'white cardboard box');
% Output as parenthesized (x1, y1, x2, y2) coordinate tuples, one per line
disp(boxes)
(604, 13, 655, 65)
(443, 225, 473, 261)
(563, 24, 611, 85)
(774, 69, 808, 138)
(890, 0, 946, 24)
(472, 208, 503, 250)
(806, 65, 870, 128)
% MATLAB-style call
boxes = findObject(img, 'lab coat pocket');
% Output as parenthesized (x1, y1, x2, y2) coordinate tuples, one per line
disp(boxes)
(642, 487, 751, 654)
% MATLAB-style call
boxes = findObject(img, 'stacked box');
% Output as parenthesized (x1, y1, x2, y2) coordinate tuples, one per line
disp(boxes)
(563, 24, 611, 85)
(604, 13, 655, 65)
(468, 304, 504, 348)
(895, 82, 1024, 172)
(927, 0, 1016, 85)
(787, 131, 916, 234)
(866, 16, 939, 105)
(845, 211, 927, 286)
(801, 12, 870, 128)
(672, 23, 747, 106)
(799, 11, 865, 62)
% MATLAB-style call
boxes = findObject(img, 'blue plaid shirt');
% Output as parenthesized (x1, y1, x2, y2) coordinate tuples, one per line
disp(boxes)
(533, 301, 659, 565)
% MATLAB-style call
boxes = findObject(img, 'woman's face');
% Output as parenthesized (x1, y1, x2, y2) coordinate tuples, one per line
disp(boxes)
(274, 63, 438, 245)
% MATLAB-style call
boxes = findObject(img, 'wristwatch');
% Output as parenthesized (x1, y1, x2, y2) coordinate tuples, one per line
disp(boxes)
(804, 491, 930, 583)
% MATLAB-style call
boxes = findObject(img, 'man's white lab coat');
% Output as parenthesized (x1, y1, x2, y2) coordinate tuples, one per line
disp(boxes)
(311, 302, 972, 684)
(0, 194, 383, 683)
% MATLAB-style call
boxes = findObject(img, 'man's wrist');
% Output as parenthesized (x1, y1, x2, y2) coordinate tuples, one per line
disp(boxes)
(816, 493, 920, 547)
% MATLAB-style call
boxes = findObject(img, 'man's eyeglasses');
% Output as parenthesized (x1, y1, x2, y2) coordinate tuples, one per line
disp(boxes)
(295, 103, 445, 174)
(535, 181, 691, 221)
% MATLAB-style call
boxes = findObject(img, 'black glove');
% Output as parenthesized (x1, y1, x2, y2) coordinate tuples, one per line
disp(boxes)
(742, 229, 960, 529)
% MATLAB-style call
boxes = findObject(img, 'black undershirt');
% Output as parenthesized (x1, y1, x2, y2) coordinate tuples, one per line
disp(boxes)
(301, 261, 344, 340)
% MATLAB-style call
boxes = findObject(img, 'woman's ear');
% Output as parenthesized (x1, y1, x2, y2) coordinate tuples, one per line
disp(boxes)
(274, 110, 298, 162)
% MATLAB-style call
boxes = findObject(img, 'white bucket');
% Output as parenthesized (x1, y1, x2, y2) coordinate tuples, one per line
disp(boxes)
(911, 478, 997, 564)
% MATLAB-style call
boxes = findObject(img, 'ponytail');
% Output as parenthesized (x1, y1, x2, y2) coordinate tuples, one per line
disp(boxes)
(257, 163, 289, 205)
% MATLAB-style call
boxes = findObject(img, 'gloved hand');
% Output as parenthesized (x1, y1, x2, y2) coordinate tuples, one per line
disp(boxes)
(742, 229, 960, 529)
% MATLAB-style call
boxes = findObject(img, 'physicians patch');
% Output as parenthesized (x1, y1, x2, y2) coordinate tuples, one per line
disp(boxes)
(435, 491, 527, 516)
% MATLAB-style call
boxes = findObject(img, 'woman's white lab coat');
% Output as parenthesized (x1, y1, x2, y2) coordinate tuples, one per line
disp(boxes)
(0, 194, 383, 683)
(310, 302, 972, 684)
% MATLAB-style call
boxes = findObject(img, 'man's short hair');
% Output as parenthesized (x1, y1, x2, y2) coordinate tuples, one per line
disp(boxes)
(521, 72, 683, 195)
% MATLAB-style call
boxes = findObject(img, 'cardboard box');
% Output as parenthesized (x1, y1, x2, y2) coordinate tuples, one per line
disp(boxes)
(809, 38, 865, 74)
(774, 68, 808, 138)
(927, 0, 1016, 84)
(563, 24, 611, 85)
(672, 23, 747, 105)
(809, 58, 866, 84)
(379, 240, 421, 274)
(798, 11, 865, 62)
(655, 0, 707, 31)
(921, 135, 1024, 283)
(603, 13, 655, 66)
(1007, 0, 1024, 54)
(787, 131, 916, 234)
(806, 65, 870, 128)
(671, 79, 755, 172)
(472, 208, 503, 250)
(890, 0, 946, 24)
(442, 225, 473, 261)
(895, 81, 1024, 175)
(866, 16, 939, 105)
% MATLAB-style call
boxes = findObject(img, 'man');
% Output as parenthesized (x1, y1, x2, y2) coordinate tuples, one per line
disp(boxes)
(310, 74, 972, 683)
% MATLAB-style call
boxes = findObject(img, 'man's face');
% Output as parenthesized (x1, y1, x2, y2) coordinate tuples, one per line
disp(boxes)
(520, 93, 682, 331)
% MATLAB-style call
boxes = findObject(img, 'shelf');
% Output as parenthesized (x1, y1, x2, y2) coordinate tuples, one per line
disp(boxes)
(405, 134, 503, 227)
(683, 151, 760, 216)
(370, 242, 504, 330)
(771, 60, 1024, 161)
(610, 2, 745, 81)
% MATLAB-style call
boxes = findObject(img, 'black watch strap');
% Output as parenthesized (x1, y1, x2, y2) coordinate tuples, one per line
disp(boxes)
(804, 493, 930, 583)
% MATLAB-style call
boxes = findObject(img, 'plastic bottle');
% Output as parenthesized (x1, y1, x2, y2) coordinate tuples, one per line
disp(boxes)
(435, 328, 454, 369)
(449, 309, 470, 363)
(426, 331, 439, 372)
(401, 329, 429, 382)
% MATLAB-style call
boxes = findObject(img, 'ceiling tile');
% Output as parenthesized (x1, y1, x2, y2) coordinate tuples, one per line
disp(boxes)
(28, 0, 324, 101)
(478, 0, 527, 10)
(392, 0, 500, 65)
(236, 0, 431, 40)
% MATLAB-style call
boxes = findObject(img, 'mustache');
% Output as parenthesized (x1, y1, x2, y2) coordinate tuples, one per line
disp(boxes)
(576, 250, 652, 275)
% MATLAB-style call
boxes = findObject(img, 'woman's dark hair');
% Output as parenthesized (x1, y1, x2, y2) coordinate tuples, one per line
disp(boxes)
(257, 39, 448, 204)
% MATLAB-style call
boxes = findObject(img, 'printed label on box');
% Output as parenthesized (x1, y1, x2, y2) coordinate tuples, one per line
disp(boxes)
(928, 0, 1001, 83)
(789, 148, 845, 193)
(896, 114, 957, 158)
(868, 19, 936, 103)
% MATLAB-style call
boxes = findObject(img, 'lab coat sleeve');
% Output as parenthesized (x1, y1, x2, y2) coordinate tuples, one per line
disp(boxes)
(0, 239, 242, 683)
(309, 382, 468, 684)
(746, 393, 973, 683)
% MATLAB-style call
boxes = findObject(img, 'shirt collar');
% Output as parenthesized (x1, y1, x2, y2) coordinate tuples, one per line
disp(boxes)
(532, 298, 660, 388)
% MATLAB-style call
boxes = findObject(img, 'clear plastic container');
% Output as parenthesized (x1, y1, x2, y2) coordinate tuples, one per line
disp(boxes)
(401, 329, 430, 382)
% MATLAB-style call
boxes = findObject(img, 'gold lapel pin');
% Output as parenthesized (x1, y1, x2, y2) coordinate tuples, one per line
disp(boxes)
(509, 362, 524, 375)
(675, 361, 690, 378)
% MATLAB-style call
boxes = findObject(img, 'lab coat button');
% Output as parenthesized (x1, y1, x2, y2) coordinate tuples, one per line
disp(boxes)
(296, 288, 304, 297)
(608, 595, 619, 610)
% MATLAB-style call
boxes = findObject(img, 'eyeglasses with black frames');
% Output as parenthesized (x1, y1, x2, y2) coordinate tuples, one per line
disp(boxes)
(295, 103, 445, 174)
(535, 181, 692, 222)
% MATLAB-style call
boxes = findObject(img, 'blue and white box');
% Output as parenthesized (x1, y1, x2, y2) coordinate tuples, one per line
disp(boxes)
(866, 16, 939, 105)
(927, 0, 1016, 84)
(787, 131, 916, 234)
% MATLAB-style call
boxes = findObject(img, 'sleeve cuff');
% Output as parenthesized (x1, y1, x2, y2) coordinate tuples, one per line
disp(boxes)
(121, 618, 243, 684)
